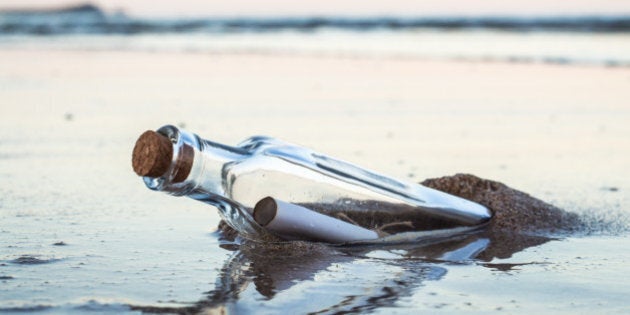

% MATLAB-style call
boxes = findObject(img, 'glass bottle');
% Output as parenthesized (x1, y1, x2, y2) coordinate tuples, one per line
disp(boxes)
(133, 125, 491, 241)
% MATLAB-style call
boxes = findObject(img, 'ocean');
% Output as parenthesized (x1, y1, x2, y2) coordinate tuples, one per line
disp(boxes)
(1, 4, 630, 67)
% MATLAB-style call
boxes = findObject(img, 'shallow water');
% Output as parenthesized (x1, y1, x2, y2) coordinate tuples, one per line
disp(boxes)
(1, 46, 630, 313)
(1, 9, 630, 67)
(3, 30, 630, 68)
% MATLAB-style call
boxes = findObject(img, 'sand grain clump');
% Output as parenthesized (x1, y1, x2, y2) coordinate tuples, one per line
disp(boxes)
(422, 173, 581, 234)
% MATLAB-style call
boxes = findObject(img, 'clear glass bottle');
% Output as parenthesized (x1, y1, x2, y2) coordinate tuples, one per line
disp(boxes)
(135, 125, 491, 241)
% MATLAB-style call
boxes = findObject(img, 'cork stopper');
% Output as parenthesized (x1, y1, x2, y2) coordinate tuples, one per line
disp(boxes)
(132, 130, 173, 178)
(172, 143, 194, 183)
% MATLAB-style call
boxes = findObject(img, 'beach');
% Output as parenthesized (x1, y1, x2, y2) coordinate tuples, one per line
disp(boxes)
(1, 48, 630, 313)
(2, 49, 629, 189)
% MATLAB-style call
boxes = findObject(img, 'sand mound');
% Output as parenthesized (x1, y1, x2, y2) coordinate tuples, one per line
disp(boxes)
(421, 173, 582, 234)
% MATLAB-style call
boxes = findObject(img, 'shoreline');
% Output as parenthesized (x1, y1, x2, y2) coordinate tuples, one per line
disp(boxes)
(2, 26, 630, 69)
(1, 43, 629, 69)
(3, 46, 630, 72)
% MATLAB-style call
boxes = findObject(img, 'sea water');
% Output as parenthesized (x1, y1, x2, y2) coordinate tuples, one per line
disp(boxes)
(1, 8, 630, 67)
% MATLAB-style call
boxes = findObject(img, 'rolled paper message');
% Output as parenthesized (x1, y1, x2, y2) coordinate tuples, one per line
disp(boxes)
(253, 197, 379, 243)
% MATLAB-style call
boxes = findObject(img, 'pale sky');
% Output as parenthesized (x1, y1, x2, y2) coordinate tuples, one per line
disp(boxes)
(2, 0, 630, 17)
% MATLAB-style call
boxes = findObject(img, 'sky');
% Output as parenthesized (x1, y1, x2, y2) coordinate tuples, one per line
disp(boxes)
(1, 0, 630, 17)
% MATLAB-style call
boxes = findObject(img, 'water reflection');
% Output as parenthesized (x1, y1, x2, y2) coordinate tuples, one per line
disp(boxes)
(131, 228, 554, 314)
(191, 243, 449, 314)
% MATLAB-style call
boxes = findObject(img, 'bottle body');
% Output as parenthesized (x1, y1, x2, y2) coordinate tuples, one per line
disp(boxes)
(141, 125, 491, 241)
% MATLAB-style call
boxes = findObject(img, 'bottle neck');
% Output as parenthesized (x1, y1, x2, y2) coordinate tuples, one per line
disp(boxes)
(143, 125, 248, 197)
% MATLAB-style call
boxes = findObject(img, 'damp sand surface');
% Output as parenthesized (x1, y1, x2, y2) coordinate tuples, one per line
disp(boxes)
(1, 50, 630, 314)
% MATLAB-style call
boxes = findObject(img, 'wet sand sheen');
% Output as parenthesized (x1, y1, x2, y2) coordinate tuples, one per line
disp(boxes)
(135, 173, 589, 313)
(1, 49, 629, 314)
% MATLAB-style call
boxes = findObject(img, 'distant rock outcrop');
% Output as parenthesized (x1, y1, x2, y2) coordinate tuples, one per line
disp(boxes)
(0, 2, 104, 17)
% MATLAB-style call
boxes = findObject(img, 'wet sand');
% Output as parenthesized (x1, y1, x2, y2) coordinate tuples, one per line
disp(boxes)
(1, 49, 630, 313)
